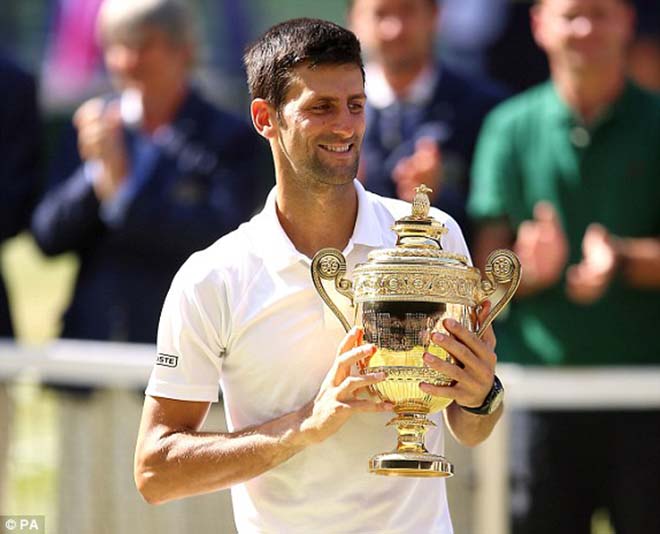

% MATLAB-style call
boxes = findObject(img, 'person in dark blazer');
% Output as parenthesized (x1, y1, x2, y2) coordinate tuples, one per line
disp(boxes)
(32, 0, 271, 343)
(0, 54, 41, 338)
(348, 0, 506, 241)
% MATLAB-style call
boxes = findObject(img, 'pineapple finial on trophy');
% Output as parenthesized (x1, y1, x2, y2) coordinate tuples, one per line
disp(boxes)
(411, 184, 432, 218)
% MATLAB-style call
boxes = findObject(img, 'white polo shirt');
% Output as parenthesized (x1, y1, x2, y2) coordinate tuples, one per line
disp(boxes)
(147, 180, 470, 534)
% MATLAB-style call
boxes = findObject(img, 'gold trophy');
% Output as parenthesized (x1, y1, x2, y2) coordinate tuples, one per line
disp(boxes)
(311, 185, 521, 477)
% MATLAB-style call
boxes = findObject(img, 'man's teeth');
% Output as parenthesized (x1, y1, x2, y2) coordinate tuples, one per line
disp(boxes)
(321, 144, 351, 153)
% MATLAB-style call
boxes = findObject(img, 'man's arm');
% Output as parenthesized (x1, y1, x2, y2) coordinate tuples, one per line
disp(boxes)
(134, 328, 392, 505)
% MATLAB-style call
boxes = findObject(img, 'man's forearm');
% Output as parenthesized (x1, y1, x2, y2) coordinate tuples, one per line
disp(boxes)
(617, 237, 660, 288)
(444, 402, 503, 448)
(136, 403, 314, 505)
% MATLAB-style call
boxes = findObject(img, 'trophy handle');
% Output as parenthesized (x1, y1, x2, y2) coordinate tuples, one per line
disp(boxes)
(311, 248, 354, 333)
(476, 249, 522, 338)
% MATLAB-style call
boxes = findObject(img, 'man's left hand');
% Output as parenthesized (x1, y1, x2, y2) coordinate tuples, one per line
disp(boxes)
(419, 301, 497, 408)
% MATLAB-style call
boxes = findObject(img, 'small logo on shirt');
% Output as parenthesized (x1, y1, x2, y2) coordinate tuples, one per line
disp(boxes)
(156, 353, 179, 368)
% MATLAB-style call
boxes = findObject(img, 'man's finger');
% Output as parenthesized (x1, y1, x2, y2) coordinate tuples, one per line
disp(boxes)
(336, 326, 363, 356)
(533, 201, 560, 227)
(418, 382, 459, 400)
(339, 372, 386, 395)
(335, 343, 376, 371)
(73, 98, 105, 128)
(422, 351, 465, 382)
(438, 320, 497, 367)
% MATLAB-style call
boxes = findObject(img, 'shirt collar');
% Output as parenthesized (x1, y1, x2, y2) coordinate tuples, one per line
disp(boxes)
(365, 62, 439, 110)
(546, 79, 633, 128)
(254, 180, 386, 272)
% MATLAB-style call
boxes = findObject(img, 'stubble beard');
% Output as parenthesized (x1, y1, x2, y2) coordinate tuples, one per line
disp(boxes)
(305, 149, 360, 187)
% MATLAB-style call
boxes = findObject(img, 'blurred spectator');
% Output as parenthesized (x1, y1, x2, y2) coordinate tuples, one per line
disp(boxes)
(348, 0, 507, 241)
(468, 0, 660, 532)
(628, 0, 660, 91)
(32, 0, 272, 344)
(0, 54, 42, 338)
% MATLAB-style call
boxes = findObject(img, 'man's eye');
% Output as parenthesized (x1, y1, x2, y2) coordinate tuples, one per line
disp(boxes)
(311, 104, 330, 112)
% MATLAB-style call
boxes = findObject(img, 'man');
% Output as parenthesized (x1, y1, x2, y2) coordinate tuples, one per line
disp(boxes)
(31, 0, 270, 343)
(135, 18, 505, 533)
(468, 1, 660, 532)
(348, 0, 506, 237)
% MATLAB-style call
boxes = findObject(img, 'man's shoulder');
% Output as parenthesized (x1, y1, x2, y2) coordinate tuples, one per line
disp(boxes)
(481, 81, 554, 133)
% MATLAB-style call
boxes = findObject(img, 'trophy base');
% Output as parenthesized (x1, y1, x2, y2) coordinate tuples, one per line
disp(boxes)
(369, 451, 454, 478)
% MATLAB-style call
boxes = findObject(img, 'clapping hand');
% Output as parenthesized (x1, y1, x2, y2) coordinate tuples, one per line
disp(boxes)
(393, 137, 442, 203)
(566, 224, 618, 304)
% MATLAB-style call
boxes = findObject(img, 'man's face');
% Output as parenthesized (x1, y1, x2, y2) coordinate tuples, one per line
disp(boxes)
(103, 27, 191, 97)
(273, 63, 366, 187)
(349, 0, 437, 73)
(532, 0, 634, 73)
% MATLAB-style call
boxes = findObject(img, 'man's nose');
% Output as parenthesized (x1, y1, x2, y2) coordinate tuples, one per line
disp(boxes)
(570, 16, 593, 38)
(331, 107, 360, 138)
(377, 16, 404, 41)
(107, 44, 140, 74)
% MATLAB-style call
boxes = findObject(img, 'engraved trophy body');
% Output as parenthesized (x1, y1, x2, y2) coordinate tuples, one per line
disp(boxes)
(311, 185, 521, 477)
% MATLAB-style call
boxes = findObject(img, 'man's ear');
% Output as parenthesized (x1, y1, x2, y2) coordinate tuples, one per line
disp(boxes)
(530, 4, 546, 51)
(251, 99, 277, 140)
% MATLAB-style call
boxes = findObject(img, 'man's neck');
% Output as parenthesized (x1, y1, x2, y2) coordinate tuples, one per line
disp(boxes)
(552, 64, 627, 124)
(275, 177, 358, 260)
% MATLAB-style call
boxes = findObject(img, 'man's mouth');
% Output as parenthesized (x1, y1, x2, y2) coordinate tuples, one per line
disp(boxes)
(319, 143, 353, 153)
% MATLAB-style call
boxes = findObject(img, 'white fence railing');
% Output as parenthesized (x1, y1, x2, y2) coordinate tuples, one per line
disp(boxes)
(2, 340, 660, 534)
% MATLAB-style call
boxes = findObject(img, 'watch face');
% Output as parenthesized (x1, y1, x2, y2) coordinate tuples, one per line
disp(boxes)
(486, 381, 504, 414)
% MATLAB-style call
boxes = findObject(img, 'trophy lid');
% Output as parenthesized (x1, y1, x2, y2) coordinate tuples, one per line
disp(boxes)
(365, 185, 469, 268)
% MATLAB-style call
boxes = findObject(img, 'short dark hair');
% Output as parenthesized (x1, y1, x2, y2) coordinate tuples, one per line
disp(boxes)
(244, 18, 364, 110)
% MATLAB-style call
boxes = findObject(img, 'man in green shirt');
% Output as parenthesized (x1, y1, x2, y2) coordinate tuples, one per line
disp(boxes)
(468, 0, 660, 532)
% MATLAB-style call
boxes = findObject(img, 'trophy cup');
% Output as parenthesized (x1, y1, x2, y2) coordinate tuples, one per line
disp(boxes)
(310, 185, 521, 477)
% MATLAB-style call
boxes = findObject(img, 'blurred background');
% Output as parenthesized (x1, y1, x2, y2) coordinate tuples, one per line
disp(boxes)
(1, 0, 659, 533)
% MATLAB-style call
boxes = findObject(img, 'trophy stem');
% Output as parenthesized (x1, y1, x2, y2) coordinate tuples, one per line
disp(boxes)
(369, 411, 454, 477)
(389, 412, 434, 454)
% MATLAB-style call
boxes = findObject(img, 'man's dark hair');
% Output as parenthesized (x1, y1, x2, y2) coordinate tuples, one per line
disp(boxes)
(244, 18, 364, 110)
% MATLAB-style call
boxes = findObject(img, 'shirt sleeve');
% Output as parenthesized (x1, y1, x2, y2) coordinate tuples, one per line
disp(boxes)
(146, 253, 230, 402)
(467, 109, 519, 223)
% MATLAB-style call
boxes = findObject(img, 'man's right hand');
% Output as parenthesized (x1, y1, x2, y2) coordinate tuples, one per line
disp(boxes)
(299, 327, 393, 445)
(514, 201, 569, 296)
(74, 97, 128, 202)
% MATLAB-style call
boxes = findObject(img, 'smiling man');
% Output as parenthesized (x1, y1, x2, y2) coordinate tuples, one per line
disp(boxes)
(135, 18, 505, 534)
